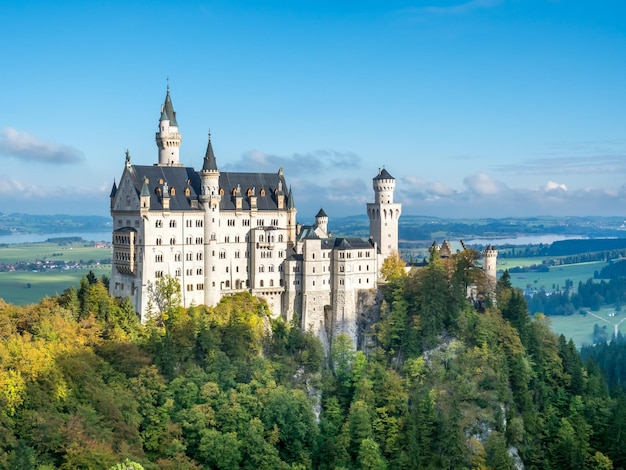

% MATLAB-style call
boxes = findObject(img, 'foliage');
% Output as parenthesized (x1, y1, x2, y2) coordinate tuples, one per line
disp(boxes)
(0, 259, 625, 469)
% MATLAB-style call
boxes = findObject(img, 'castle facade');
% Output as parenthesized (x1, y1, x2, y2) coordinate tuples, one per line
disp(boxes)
(109, 88, 400, 341)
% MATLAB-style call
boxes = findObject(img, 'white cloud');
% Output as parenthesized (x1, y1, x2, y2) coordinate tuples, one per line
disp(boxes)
(0, 127, 84, 164)
(545, 181, 568, 192)
(463, 173, 507, 196)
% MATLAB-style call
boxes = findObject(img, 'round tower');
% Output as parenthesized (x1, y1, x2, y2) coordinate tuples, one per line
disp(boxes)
(199, 133, 221, 307)
(155, 86, 182, 166)
(366, 167, 402, 260)
(482, 244, 498, 286)
(315, 208, 329, 235)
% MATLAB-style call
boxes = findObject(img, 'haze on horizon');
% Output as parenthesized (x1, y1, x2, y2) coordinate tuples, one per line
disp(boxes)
(1, 1, 625, 220)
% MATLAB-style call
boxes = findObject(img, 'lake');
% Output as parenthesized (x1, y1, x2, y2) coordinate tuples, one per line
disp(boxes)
(0, 231, 112, 244)
(465, 234, 588, 246)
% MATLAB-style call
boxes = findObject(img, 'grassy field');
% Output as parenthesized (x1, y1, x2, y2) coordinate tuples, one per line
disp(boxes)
(0, 265, 111, 305)
(503, 260, 607, 292)
(0, 241, 111, 264)
(547, 306, 626, 347)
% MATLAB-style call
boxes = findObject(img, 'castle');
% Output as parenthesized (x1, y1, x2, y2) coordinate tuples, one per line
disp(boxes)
(108, 88, 402, 344)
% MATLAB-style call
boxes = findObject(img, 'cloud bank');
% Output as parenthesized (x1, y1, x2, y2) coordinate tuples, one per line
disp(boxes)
(0, 127, 84, 164)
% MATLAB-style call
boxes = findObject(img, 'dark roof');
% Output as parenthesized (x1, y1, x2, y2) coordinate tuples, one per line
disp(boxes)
(287, 186, 295, 209)
(128, 165, 289, 212)
(109, 180, 117, 198)
(322, 237, 375, 251)
(160, 87, 178, 127)
(316, 208, 328, 218)
(202, 137, 218, 171)
(373, 168, 394, 180)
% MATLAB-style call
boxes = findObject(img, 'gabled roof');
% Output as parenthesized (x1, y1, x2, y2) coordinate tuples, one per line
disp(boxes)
(127, 165, 290, 212)
(373, 168, 394, 180)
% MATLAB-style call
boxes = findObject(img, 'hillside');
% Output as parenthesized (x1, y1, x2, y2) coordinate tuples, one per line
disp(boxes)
(0, 257, 624, 468)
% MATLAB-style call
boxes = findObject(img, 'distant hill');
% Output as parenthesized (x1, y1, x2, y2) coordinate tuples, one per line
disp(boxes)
(0, 213, 111, 235)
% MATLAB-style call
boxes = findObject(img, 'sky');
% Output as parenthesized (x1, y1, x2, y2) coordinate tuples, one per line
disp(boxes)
(1, 0, 625, 221)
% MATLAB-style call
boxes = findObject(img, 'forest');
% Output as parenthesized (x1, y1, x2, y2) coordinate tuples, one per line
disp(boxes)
(1, 251, 626, 469)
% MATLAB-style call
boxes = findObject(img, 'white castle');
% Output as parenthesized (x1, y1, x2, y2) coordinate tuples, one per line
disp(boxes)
(109, 88, 401, 344)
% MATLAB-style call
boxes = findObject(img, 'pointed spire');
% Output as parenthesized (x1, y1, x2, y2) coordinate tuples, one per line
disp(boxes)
(140, 177, 150, 197)
(316, 208, 328, 218)
(202, 131, 218, 172)
(109, 179, 117, 198)
(287, 185, 295, 209)
(160, 85, 178, 126)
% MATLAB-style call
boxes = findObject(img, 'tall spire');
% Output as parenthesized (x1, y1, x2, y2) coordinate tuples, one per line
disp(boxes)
(287, 185, 295, 209)
(160, 85, 178, 127)
(202, 131, 218, 172)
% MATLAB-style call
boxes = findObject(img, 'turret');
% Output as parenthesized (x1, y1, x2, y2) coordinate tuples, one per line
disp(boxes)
(286, 185, 297, 248)
(199, 133, 221, 307)
(482, 244, 498, 287)
(367, 167, 402, 260)
(155, 86, 182, 166)
(315, 208, 329, 236)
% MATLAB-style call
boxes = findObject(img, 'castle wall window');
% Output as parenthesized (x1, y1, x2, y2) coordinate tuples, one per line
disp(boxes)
(156, 238, 162, 246)
(278, 234, 284, 242)
(257, 219, 265, 226)
(186, 269, 193, 276)
(269, 265, 274, 272)
(259, 235, 264, 242)
(170, 220, 176, 228)
(226, 267, 229, 273)
(155, 271, 164, 278)
(187, 284, 193, 291)
(278, 251, 284, 258)
(260, 280, 264, 287)
(271, 219, 278, 226)
(186, 252, 193, 261)
(186, 236, 192, 244)
(170, 237, 176, 245)
(225, 280, 230, 288)
(225, 236, 230, 243)
(197, 268, 203, 275)
(235, 251, 240, 259)
(155, 254, 163, 262)
(175, 268, 181, 276)
(270, 279, 274, 287)
(197, 283, 204, 290)
(196, 220, 203, 227)
(196, 237, 203, 244)
(243, 220, 250, 227)
(227, 219, 235, 227)
(259, 265, 265, 273)
(186, 220, 192, 227)
(219, 251, 226, 259)
(196, 252, 203, 261)
(235, 236, 240, 243)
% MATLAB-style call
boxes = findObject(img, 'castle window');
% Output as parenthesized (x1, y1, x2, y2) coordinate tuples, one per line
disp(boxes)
(269, 265, 274, 272)
(359, 265, 361, 271)
(225, 280, 230, 288)
(271, 218, 278, 226)
(225, 236, 230, 243)
(186, 220, 192, 227)
(175, 268, 181, 276)
(186, 252, 193, 261)
(196, 252, 203, 261)
(260, 280, 264, 287)
(236, 266, 239, 272)
(259, 265, 265, 273)
(340, 279, 344, 285)
(312, 253, 315, 259)
(197, 268, 203, 275)
(257, 219, 265, 226)
(220, 188, 225, 196)
(279, 265, 283, 272)
(313, 281, 316, 286)
(278, 234, 284, 242)
(226, 267, 229, 273)
(196, 220, 203, 227)
(186, 268, 193, 276)
(185, 187, 190, 196)
(359, 278, 362, 284)
(196, 237, 203, 244)
(312, 267, 316, 273)
(235, 251, 240, 259)
(156, 237, 162, 246)
(228, 219, 235, 227)
(186, 236, 192, 244)
(170, 237, 176, 245)
(155, 271, 164, 278)
(243, 219, 250, 227)
(259, 235, 264, 242)
(235, 236, 240, 243)
(155, 254, 163, 262)
(155, 220, 163, 228)
(187, 284, 193, 291)
(366, 265, 369, 271)
(270, 279, 274, 287)
(197, 283, 204, 290)
(219, 251, 226, 259)
(260, 188, 266, 197)
(170, 220, 176, 228)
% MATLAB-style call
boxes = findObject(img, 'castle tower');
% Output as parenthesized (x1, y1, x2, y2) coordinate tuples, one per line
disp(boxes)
(155, 86, 182, 166)
(483, 244, 498, 288)
(199, 133, 221, 307)
(315, 208, 329, 236)
(286, 186, 297, 249)
(366, 168, 402, 260)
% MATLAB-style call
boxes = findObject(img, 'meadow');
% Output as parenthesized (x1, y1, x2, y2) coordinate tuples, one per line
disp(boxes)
(0, 241, 111, 264)
(501, 259, 607, 292)
(0, 266, 111, 305)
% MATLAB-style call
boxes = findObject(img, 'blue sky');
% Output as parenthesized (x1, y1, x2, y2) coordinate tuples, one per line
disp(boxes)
(1, 0, 625, 220)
